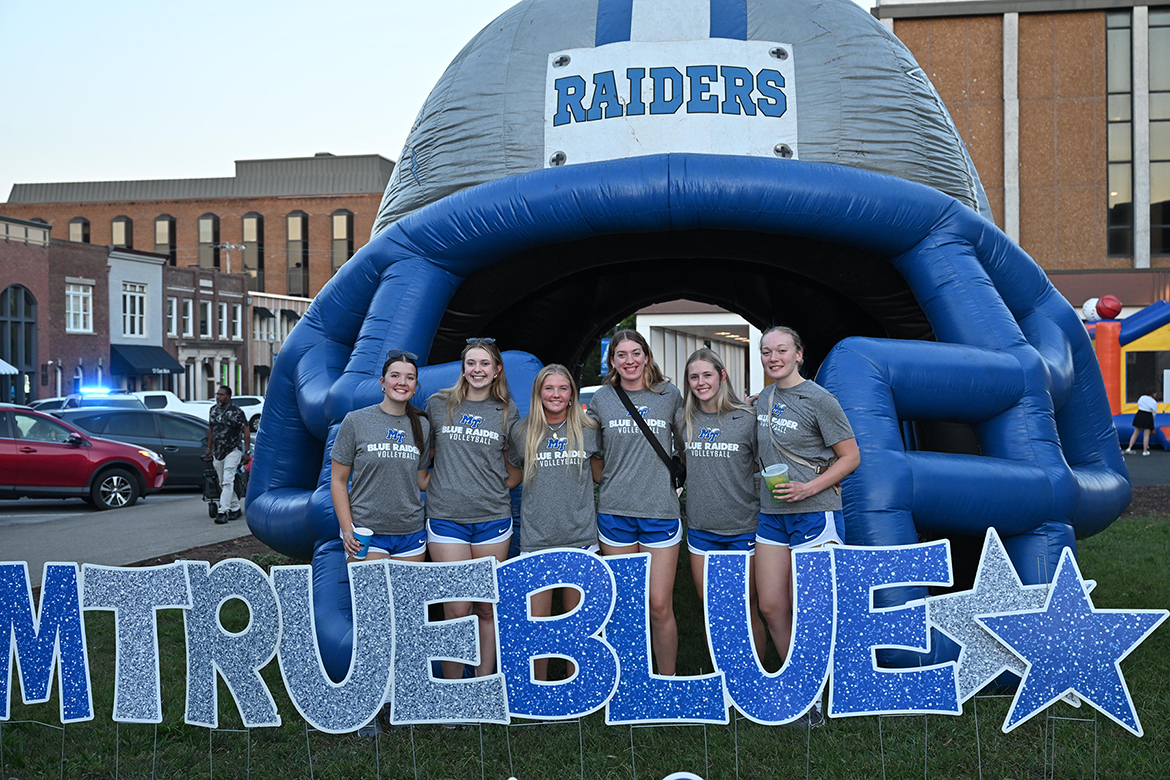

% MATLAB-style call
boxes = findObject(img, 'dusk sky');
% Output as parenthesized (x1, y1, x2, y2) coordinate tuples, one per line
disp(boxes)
(0, 0, 875, 201)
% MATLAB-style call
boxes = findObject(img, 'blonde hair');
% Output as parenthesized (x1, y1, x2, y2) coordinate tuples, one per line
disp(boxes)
(603, 329, 668, 391)
(681, 348, 751, 443)
(434, 339, 512, 422)
(523, 364, 597, 484)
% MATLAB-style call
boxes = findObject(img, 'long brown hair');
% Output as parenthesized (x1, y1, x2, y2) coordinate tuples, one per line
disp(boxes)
(433, 338, 512, 422)
(680, 348, 751, 443)
(381, 353, 428, 449)
(603, 329, 668, 391)
(523, 364, 597, 484)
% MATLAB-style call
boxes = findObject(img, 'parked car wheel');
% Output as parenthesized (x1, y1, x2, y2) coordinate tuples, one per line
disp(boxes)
(91, 468, 140, 510)
(249, 415, 260, 433)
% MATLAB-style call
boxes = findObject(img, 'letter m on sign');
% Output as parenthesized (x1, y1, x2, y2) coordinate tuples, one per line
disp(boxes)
(0, 563, 93, 722)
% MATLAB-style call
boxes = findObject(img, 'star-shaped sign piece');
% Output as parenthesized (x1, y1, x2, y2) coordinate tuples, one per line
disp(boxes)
(926, 529, 1053, 703)
(977, 548, 1167, 736)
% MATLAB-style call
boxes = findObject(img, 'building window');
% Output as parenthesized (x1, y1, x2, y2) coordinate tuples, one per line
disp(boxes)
(111, 216, 133, 248)
(218, 302, 229, 338)
(331, 209, 354, 273)
(155, 215, 177, 264)
(68, 217, 90, 244)
(1152, 8, 1170, 256)
(166, 297, 178, 336)
(182, 299, 194, 336)
(65, 284, 93, 333)
(198, 214, 220, 268)
(242, 212, 265, 292)
(122, 282, 147, 337)
(0, 286, 36, 404)
(199, 300, 212, 338)
(1107, 11, 1134, 256)
(286, 211, 309, 296)
(232, 304, 242, 340)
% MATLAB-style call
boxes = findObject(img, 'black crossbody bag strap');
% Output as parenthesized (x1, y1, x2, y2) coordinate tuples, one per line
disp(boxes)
(614, 384, 675, 470)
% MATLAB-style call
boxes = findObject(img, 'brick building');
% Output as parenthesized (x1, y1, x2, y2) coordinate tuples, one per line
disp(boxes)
(3, 153, 395, 299)
(875, 0, 1170, 306)
(162, 265, 247, 401)
(1, 216, 111, 402)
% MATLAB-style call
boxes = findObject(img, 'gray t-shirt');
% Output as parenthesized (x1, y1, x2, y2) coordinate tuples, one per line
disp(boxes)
(424, 395, 520, 524)
(331, 405, 430, 535)
(588, 383, 682, 520)
(676, 407, 759, 536)
(755, 380, 854, 515)
(508, 418, 601, 552)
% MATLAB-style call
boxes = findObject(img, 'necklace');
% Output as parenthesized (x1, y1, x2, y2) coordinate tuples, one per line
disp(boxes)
(547, 420, 567, 438)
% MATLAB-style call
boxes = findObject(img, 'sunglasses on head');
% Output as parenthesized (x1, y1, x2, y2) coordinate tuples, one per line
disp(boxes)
(465, 337, 496, 345)
(385, 350, 419, 361)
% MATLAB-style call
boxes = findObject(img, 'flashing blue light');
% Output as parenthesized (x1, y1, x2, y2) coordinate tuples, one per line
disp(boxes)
(79, 386, 112, 396)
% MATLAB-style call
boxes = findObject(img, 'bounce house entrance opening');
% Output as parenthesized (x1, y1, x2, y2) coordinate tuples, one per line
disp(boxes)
(429, 229, 936, 379)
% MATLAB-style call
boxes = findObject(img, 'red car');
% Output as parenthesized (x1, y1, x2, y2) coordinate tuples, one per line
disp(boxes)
(0, 403, 167, 510)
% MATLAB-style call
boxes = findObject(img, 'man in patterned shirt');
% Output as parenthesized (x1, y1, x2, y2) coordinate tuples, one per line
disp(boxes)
(205, 384, 251, 524)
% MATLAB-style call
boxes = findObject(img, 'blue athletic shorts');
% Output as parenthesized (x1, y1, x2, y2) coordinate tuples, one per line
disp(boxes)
(597, 514, 682, 549)
(341, 529, 427, 559)
(426, 517, 513, 546)
(756, 510, 844, 549)
(686, 527, 757, 555)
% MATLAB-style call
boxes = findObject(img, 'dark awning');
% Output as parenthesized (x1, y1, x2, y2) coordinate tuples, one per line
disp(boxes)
(280, 308, 301, 320)
(254, 306, 275, 319)
(110, 344, 184, 375)
(254, 364, 271, 378)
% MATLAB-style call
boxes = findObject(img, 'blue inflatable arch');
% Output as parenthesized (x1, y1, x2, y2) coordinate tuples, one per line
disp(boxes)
(247, 154, 1130, 677)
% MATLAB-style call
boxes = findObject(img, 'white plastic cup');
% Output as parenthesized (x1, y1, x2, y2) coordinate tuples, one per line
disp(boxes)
(352, 527, 374, 559)
(762, 463, 790, 500)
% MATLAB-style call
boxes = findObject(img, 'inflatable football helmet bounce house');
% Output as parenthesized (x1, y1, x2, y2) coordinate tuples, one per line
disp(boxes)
(245, 0, 1130, 678)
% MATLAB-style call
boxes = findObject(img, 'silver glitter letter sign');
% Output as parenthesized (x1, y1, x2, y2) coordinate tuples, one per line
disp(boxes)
(0, 562, 92, 723)
(81, 563, 192, 723)
(387, 559, 509, 725)
(496, 549, 619, 719)
(273, 562, 394, 733)
(183, 560, 281, 728)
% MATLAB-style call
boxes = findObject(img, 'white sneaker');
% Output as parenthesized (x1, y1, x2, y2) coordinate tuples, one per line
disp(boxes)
(1143, 451, 1150, 456)
(1125, 449, 1135, 454)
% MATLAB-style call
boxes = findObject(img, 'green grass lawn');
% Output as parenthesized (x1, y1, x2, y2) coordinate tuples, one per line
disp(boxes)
(3, 515, 1168, 779)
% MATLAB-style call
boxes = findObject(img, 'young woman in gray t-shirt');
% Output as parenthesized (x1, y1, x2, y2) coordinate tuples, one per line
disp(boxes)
(331, 351, 431, 563)
(754, 326, 860, 668)
(677, 348, 766, 661)
(587, 328, 683, 676)
(425, 338, 522, 679)
(509, 363, 601, 680)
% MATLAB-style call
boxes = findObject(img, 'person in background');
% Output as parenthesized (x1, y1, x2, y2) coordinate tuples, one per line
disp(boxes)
(206, 384, 250, 525)
(1125, 391, 1159, 456)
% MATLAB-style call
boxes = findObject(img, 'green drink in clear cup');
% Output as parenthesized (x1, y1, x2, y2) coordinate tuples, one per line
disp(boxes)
(762, 463, 790, 501)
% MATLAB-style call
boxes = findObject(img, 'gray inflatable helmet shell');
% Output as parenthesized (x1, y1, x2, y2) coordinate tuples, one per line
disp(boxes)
(373, 0, 991, 237)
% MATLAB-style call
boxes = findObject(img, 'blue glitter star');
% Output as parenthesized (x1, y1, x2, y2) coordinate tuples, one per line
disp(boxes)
(977, 549, 1167, 736)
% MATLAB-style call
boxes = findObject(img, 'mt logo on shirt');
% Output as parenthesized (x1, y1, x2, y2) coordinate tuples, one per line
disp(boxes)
(699, 427, 721, 442)
(460, 414, 484, 429)
(386, 428, 406, 444)
(545, 436, 567, 452)
(626, 406, 650, 419)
